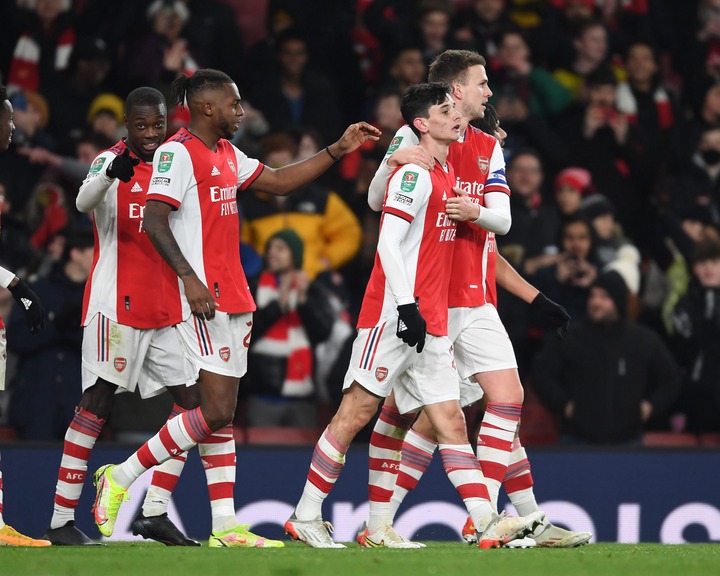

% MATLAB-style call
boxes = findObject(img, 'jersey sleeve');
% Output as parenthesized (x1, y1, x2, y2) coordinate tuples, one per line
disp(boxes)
(485, 140, 510, 196)
(76, 150, 116, 213)
(367, 125, 419, 212)
(147, 142, 193, 208)
(382, 164, 432, 223)
(233, 144, 264, 190)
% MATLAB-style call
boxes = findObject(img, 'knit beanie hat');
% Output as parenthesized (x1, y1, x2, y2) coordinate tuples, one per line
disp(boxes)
(268, 228, 304, 270)
(592, 270, 628, 318)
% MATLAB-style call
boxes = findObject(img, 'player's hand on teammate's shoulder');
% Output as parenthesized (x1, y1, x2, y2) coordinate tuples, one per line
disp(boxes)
(107, 148, 140, 183)
(388, 146, 434, 170)
(334, 122, 381, 156)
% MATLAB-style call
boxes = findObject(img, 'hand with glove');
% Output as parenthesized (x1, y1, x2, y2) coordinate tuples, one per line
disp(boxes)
(530, 292, 570, 339)
(8, 278, 45, 334)
(106, 148, 140, 182)
(396, 302, 426, 352)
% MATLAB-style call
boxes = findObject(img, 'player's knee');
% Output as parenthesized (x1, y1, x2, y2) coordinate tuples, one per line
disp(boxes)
(78, 380, 116, 419)
(200, 402, 236, 431)
(170, 386, 201, 410)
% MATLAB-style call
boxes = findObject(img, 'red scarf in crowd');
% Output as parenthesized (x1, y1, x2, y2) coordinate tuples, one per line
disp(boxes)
(615, 82, 674, 129)
(251, 271, 314, 397)
(8, 28, 75, 92)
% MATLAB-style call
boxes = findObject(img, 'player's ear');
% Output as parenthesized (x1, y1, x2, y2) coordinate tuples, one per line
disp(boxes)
(451, 82, 463, 101)
(412, 116, 429, 135)
(202, 100, 213, 117)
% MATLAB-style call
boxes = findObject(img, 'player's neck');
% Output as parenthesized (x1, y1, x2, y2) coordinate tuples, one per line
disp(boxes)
(186, 123, 220, 151)
(421, 138, 449, 167)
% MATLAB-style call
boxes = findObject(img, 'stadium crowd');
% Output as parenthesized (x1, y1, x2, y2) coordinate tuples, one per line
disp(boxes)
(0, 0, 719, 448)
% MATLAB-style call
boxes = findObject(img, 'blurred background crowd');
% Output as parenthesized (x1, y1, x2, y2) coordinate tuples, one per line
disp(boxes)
(1, 0, 720, 447)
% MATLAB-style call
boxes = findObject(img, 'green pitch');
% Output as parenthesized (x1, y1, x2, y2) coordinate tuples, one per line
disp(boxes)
(1, 542, 718, 576)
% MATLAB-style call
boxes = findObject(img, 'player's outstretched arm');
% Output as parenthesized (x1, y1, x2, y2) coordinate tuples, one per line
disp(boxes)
(252, 122, 381, 196)
(497, 255, 570, 338)
(143, 200, 217, 320)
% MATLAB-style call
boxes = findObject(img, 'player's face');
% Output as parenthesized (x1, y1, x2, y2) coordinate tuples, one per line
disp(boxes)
(216, 83, 245, 140)
(0, 100, 15, 153)
(457, 65, 492, 122)
(125, 104, 167, 162)
(587, 286, 619, 323)
(425, 95, 462, 144)
(492, 121, 507, 147)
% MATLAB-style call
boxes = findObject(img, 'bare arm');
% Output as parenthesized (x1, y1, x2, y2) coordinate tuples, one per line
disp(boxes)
(496, 254, 539, 303)
(143, 200, 217, 319)
(252, 121, 381, 195)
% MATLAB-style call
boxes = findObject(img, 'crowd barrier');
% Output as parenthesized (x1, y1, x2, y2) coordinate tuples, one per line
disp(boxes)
(2, 444, 718, 543)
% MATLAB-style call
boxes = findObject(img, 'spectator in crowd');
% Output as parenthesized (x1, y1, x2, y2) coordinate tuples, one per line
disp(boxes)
(118, 0, 198, 100)
(7, 228, 93, 440)
(616, 39, 676, 179)
(241, 132, 362, 280)
(249, 28, 343, 145)
(491, 28, 572, 120)
(45, 36, 113, 154)
(668, 124, 720, 231)
(247, 229, 334, 427)
(86, 93, 125, 141)
(556, 66, 639, 235)
(533, 270, 681, 444)
(377, 45, 428, 97)
(553, 18, 617, 101)
(533, 215, 599, 320)
(6, 0, 75, 94)
(669, 237, 720, 433)
(454, 0, 513, 68)
(578, 194, 635, 268)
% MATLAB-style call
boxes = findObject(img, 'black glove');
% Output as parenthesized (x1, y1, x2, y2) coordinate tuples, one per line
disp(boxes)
(106, 148, 140, 182)
(396, 302, 426, 352)
(530, 292, 570, 339)
(9, 278, 45, 334)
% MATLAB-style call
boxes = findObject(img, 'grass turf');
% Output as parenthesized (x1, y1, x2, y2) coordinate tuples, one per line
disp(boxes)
(1, 542, 717, 576)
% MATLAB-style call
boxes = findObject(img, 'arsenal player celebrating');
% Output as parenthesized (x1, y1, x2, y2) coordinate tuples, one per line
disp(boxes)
(92, 69, 380, 547)
(47, 87, 202, 547)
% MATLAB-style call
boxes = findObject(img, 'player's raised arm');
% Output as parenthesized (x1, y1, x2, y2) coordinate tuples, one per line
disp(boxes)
(76, 149, 134, 213)
(252, 121, 381, 195)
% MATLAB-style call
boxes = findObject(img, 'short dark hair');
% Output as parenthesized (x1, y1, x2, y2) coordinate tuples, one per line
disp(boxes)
(401, 82, 451, 138)
(0, 82, 7, 103)
(170, 68, 234, 108)
(125, 87, 165, 116)
(586, 65, 617, 88)
(693, 237, 720, 263)
(428, 50, 486, 85)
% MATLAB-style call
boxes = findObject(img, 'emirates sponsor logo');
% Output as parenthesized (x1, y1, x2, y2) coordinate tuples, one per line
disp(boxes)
(375, 367, 388, 381)
(114, 357, 127, 372)
(219, 347, 231, 362)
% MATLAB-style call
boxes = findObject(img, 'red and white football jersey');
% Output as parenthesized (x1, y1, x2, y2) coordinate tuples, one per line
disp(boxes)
(358, 161, 457, 336)
(448, 125, 508, 308)
(81, 140, 183, 329)
(146, 128, 264, 318)
(372, 124, 508, 308)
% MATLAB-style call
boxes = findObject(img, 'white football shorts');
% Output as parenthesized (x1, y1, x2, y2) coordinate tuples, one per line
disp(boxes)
(343, 321, 459, 415)
(449, 304, 517, 381)
(174, 311, 252, 379)
(82, 313, 194, 398)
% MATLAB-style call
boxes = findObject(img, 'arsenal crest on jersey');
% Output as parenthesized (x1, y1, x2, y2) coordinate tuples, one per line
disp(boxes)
(478, 156, 489, 174)
(114, 358, 127, 373)
(375, 367, 389, 381)
(219, 347, 231, 362)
